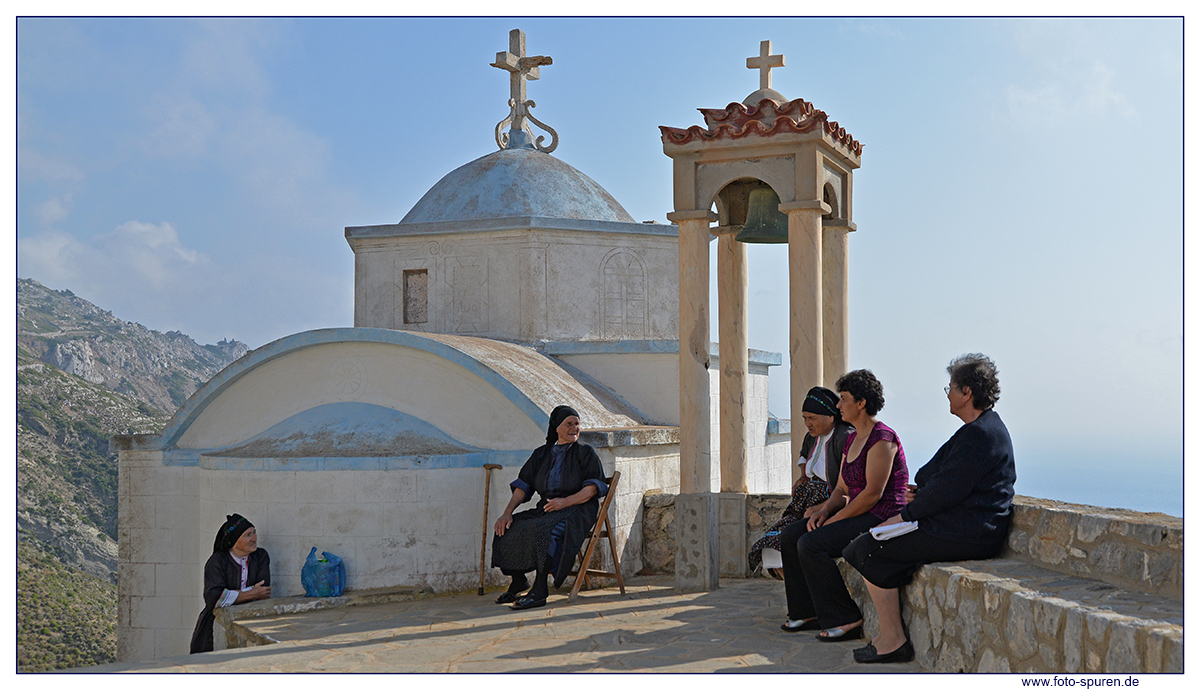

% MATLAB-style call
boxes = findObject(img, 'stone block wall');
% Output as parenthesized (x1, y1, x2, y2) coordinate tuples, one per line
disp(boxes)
(1004, 497, 1182, 600)
(586, 429, 681, 579)
(641, 492, 1183, 673)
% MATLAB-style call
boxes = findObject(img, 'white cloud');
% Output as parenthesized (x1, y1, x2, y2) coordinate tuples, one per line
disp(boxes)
(17, 221, 351, 348)
(1002, 20, 1138, 124)
(140, 95, 219, 159)
(18, 148, 83, 183)
(34, 196, 72, 226)
(18, 221, 209, 293)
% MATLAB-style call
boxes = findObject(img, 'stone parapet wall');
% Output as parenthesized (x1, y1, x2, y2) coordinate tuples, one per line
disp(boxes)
(838, 558, 1181, 673)
(1004, 497, 1182, 600)
(640, 492, 1183, 673)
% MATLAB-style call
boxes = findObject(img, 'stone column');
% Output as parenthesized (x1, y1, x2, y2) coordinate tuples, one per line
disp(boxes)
(716, 232, 748, 493)
(822, 221, 851, 389)
(668, 210, 719, 592)
(668, 211, 714, 494)
(780, 201, 827, 474)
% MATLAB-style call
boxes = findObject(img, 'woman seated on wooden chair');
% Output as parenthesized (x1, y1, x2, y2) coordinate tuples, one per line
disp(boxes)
(491, 405, 609, 610)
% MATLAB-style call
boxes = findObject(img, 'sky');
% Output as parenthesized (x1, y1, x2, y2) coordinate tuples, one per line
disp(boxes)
(11, 14, 1188, 515)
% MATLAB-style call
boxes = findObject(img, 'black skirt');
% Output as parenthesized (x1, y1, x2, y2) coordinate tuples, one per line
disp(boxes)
(491, 504, 589, 587)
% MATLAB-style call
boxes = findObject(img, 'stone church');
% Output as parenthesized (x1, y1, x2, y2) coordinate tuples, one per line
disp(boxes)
(109, 29, 847, 662)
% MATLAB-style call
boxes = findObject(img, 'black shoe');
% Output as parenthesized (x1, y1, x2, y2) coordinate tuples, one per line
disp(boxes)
(853, 643, 876, 661)
(510, 595, 547, 610)
(855, 639, 914, 664)
(495, 591, 522, 604)
(780, 618, 821, 632)
(816, 624, 864, 642)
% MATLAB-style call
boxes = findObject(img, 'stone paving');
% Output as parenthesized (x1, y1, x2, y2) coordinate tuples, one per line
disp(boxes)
(79, 576, 921, 673)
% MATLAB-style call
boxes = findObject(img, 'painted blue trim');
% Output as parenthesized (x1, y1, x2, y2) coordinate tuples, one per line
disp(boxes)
(767, 418, 792, 435)
(540, 339, 678, 356)
(541, 339, 782, 367)
(345, 216, 678, 241)
(173, 449, 530, 471)
(156, 328, 550, 450)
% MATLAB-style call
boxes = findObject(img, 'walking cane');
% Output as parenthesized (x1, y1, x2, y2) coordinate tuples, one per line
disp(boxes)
(479, 463, 502, 595)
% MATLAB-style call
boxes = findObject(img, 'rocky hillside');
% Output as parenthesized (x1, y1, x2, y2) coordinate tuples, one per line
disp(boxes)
(17, 345, 168, 581)
(16, 278, 250, 670)
(17, 541, 117, 672)
(17, 278, 248, 414)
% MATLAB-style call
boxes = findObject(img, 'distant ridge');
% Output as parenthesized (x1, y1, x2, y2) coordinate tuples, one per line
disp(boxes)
(17, 277, 249, 414)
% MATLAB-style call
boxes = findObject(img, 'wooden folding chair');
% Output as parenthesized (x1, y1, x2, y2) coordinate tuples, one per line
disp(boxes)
(568, 471, 626, 601)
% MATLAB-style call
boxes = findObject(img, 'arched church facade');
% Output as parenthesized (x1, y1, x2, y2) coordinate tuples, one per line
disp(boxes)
(114, 29, 801, 661)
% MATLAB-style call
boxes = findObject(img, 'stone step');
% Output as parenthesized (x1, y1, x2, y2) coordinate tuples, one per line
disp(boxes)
(840, 556, 1182, 673)
(213, 585, 435, 649)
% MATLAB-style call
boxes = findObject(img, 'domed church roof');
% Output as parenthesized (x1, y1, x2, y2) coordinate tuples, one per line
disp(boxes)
(399, 28, 634, 227)
(400, 146, 635, 224)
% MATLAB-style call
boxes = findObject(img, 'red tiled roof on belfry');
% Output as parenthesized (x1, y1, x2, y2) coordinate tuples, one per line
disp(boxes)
(660, 97, 863, 156)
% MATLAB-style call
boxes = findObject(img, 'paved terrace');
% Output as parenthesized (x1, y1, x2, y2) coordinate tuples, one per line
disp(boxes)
(80, 577, 919, 673)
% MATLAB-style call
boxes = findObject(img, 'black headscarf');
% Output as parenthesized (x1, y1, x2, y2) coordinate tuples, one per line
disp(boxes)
(802, 386, 841, 421)
(213, 513, 254, 554)
(545, 405, 580, 446)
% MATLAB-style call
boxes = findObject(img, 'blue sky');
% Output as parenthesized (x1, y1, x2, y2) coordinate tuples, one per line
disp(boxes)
(12, 15, 1186, 513)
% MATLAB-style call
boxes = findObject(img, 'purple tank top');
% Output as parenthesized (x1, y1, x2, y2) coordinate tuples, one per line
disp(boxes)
(840, 422, 909, 521)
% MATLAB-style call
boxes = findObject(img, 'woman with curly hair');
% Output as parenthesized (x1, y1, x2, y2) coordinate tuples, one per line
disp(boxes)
(843, 354, 1015, 664)
(777, 369, 909, 642)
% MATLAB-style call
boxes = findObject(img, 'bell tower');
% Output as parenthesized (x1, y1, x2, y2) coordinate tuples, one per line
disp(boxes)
(660, 40, 862, 590)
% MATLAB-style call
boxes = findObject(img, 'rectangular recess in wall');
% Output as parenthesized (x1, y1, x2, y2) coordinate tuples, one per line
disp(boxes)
(403, 269, 428, 324)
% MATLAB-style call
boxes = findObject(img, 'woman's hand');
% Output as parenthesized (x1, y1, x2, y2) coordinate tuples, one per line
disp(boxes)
(494, 513, 514, 536)
(904, 484, 918, 503)
(806, 503, 834, 531)
(792, 474, 808, 492)
(234, 580, 271, 604)
(878, 514, 903, 528)
(544, 497, 570, 512)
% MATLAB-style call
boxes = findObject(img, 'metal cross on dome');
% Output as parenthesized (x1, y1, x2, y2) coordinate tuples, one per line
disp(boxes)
(746, 39, 785, 91)
(492, 28, 559, 153)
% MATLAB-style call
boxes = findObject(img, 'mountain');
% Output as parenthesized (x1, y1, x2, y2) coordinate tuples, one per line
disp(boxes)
(16, 345, 167, 580)
(16, 277, 249, 670)
(17, 278, 248, 414)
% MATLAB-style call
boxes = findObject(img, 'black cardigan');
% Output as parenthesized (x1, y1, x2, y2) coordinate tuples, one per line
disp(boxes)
(190, 548, 271, 653)
(798, 420, 853, 489)
(899, 409, 1016, 546)
(508, 441, 608, 586)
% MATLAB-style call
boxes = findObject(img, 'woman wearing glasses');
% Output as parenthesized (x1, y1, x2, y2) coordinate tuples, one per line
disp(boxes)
(842, 354, 1016, 664)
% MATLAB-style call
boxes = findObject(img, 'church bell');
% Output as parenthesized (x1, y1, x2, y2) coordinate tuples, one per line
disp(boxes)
(733, 185, 789, 243)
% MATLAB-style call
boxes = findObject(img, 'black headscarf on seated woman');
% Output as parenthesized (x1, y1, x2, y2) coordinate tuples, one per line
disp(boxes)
(545, 405, 580, 445)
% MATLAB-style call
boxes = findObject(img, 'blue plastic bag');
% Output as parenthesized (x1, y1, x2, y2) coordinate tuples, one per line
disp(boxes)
(301, 547, 345, 597)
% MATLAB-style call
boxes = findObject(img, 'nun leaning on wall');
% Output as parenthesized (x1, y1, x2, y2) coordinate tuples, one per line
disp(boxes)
(189, 513, 272, 653)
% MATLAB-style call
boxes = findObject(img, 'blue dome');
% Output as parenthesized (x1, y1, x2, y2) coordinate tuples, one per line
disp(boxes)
(401, 147, 635, 224)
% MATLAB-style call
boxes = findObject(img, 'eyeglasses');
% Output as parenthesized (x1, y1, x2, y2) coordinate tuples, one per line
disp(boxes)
(944, 385, 953, 394)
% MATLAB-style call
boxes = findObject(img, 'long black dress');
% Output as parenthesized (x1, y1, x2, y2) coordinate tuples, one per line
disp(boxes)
(189, 548, 271, 653)
(490, 441, 608, 588)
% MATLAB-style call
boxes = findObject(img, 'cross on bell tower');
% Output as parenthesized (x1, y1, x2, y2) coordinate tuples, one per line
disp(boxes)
(491, 28, 558, 153)
(746, 40, 784, 91)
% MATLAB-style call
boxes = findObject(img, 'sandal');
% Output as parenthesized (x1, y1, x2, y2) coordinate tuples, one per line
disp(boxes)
(816, 624, 864, 642)
(780, 618, 821, 632)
